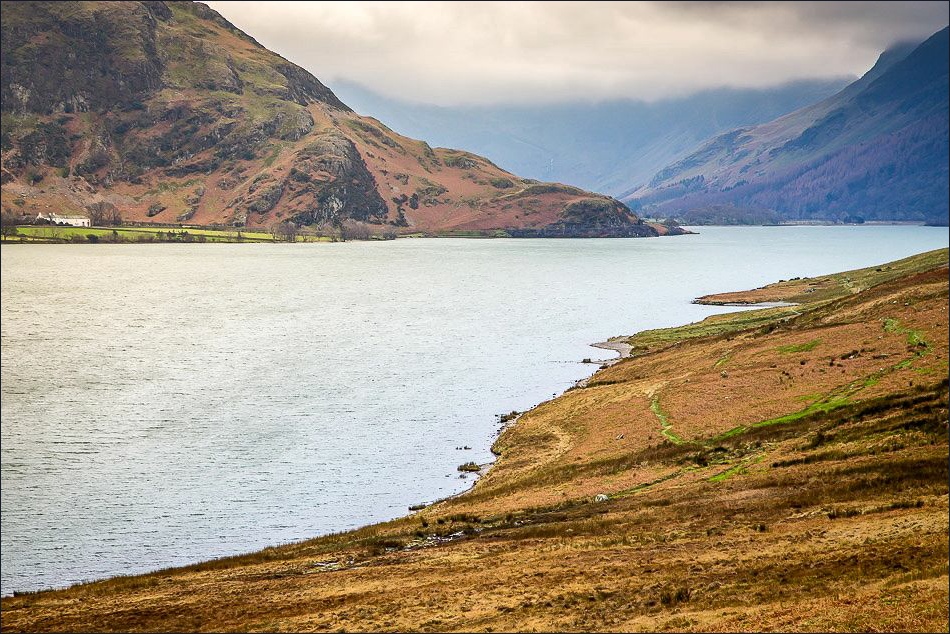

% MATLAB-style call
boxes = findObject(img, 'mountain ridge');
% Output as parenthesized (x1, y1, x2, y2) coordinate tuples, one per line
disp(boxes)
(626, 28, 949, 226)
(0, 1, 661, 238)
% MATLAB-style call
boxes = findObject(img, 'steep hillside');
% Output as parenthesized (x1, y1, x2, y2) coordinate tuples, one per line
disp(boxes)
(627, 29, 949, 226)
(2, 249, 946, 631)
(0, 1, 657, 237)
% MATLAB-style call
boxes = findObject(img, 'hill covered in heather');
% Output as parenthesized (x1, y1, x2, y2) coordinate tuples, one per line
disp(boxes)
(626, 28, 949, 226)
(0, 1, 660, 237)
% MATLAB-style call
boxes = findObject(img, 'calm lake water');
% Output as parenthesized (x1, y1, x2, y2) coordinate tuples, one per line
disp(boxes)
(1, 226, 947, 594)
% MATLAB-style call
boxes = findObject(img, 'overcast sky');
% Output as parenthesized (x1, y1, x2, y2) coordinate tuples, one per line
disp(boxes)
(207, 1, 950, 106)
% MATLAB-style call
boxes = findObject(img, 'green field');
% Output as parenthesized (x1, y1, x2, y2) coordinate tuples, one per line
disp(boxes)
(4, 225, 332, 243)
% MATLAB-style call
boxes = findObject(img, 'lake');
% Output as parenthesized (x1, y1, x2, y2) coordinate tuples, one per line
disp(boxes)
(1, 225, 947, 595)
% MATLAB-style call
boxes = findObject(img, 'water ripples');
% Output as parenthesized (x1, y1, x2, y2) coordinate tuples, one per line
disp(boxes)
(2, 227, 947, 594)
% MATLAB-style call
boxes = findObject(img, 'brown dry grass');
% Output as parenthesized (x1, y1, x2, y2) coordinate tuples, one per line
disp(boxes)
(2, 249, 947, 632)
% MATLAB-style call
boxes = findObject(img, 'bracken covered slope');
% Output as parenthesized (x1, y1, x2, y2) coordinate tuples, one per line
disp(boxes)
(626, 28, 949, 226)
(2, 248, 946, 632)
(0, 1, 659, 237)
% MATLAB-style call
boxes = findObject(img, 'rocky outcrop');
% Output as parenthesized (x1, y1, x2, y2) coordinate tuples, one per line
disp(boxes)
(508, 198, 657, 237)
(274, 63, 351, 112)
(284, 133, 387, 225)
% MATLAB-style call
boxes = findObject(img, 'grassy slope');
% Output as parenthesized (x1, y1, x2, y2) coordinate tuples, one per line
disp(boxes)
(2, 249, 947, 632)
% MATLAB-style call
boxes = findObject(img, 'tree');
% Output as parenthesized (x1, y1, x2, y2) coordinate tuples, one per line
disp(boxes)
(25, 169, 44, 186)
(84, 201, 122, 226)
(105, 205, 122, 226)
(270, 220, 298, 242)
(313, 221, 341, 242)
(297, 226, 317, 242)
(85, 201, 119, 226)
(341, 220, 372, 241)
(0, 211, 19, 239)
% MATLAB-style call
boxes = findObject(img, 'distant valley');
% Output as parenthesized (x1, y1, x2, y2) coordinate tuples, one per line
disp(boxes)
(334, 30, 949, 228)
(332, 79, 850, 198)
(627, 28, 950, 226)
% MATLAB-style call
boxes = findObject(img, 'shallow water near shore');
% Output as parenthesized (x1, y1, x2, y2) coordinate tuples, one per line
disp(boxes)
(1, 225, 947, 595)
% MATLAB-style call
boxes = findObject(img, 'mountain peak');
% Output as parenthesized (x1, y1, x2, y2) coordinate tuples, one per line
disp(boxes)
(0, 1, 350, 116)
(870, 38, 924, 79)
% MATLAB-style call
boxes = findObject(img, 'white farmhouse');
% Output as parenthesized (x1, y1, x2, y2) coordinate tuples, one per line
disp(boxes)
(36, 212, 91, 227)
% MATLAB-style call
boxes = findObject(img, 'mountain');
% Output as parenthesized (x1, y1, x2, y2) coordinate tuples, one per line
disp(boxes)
(0, 1, 660, 238)
(626, 29, 949, 226)
(332, 79, 850, 197)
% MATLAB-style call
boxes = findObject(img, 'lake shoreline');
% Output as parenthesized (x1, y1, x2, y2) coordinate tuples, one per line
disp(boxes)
(1, 228, 692, 244)
(5, 220, 947, 246)
(2, 248, 946, 631)
(3, 228, 948, 598)
(410, 337, 635, 515)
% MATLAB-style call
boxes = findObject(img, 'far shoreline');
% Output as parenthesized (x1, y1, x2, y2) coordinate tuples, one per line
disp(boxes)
(5, 220, 947, 246)
(0, 225, 694, 244)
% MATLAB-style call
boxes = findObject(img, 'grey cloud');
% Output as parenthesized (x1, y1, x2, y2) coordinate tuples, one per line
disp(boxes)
(206, 1, 949, 105)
